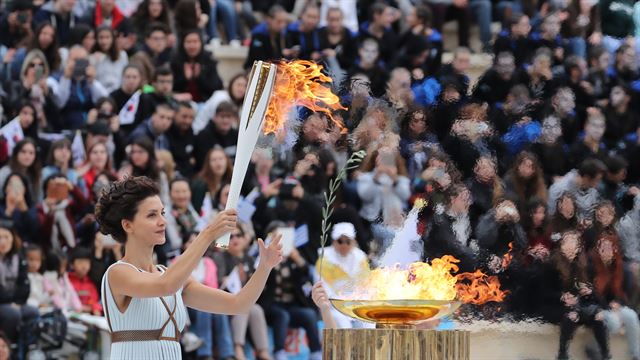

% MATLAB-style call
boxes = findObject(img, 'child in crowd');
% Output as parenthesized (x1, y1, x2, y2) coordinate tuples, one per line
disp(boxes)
(68, 247, 102, 315)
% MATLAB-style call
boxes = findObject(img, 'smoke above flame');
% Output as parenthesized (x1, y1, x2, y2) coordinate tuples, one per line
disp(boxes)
(263, 60, 346, 135)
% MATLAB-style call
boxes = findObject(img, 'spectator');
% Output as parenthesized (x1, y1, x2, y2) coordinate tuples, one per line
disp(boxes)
(191, 147, 232, 212)
(476, 199, 527, 273)
(165, 178, 200, 254)
(34, 0, 82, 46)
(0, 102, 39, 161)
(0, 332, 9, 360)
(51, 45, 108, 130)
(551, 230, 610, 360)
(173, 0, 209, 39)
(77, 141, 115, 202)
(258, 226, 321, 360)
(466, 156, 504, 224)
(170, 29, 223, 103)
(213, 223, 271, 360)
(423, 183, 478, 272)
(41, 138, 78, 186)
(494, 14, 534, 67)
(0, 0, 33, 49)
(549, 193, 580, 238)
(109, 64, 144, 113)
(87, 0, 125, 30)
(603, 84, 638, 149)
(285, 3, 322, 61)
(68, 246, 102, 315)
(193, 72, 247, 135)
(37, 174, 89, 252)
(90, 26, 128, 93)
(42, 249, 83, 314)
(531, 115, 569, 183)
(0, 138, 41, 201)
(138, 22, 173, 68)
(207, 0, 240, 45)
(0, 174, 37, 244)
(568, 108, 608, 168)
(25, 244, 46, 309)
(134, 66, 176, 129)
(128, 101, 175, 151)
(318, 7, 357, 72)
(0, 223, 39, 343)
(10, 22, 61, 80)
(503, 151, 548, 210)
(244, 4, 289, 68)
(473, 52, 518, 108)
(399, 106, 439, 180)
(523, 197, 553, 253)
(600, 155, 629, 215)
(119, 137, 170, 207)
(194, 101, 239, 168)
(357, 2, 398, 65)
(131, 0, 174, 47)
(167, 102, 197, 177)
(548, 158, 606, 221)
(347, 38, 388, 97)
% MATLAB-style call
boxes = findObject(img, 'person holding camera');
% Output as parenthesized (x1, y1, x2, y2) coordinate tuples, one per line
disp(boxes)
(36, 174, 89, 253)
(50, 45, 108, 131)
(476, 199, 527, 274)
(0, 0, 33, 49)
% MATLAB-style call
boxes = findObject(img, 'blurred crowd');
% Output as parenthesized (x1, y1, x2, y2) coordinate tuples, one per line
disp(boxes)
(1, 0, 640, 359)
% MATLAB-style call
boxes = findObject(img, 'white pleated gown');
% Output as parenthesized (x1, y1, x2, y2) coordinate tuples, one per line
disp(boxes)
(102, 261, 188, 359)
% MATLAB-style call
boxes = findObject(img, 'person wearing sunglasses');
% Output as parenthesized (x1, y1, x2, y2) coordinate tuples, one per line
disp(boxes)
(316, 222, 370, 328)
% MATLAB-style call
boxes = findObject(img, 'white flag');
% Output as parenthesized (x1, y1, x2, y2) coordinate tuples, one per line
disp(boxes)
(71, 130, 86, 167)
(0, 117, 24, 155)
(223, 267, 243, 294)
(118, 90, 141, 125)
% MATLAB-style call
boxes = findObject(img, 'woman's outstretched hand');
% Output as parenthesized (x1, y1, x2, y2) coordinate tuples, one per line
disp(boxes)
(258, 233, 283, 269)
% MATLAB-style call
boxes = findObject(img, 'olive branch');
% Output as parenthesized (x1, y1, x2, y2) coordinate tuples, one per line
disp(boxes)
(318, 150, 366, 278)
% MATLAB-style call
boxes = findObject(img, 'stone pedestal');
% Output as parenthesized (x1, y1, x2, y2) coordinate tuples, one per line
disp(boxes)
(322, 328, 470, 360)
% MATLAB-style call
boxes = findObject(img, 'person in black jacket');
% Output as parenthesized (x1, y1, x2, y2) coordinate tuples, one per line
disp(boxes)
(472, 52, 518, 108)
(476, 199, 527, 273)
(258, 222, 320, 360)
(170, 29, 223, 103)
(0, 222, 39, 342)
(244, 5, 289, 69)
(194, 101, 239, 170)
(318, 7, 357, 71)
(167, 101, 197, 178)
(423, 184, 479, 272)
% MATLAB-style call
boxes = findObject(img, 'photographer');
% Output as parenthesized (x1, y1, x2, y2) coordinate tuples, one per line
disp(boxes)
(476, 199, 527, 273)
(50, 45, 108, 131)
(0, 0, 33, 49)
(36, 174, 89, 253)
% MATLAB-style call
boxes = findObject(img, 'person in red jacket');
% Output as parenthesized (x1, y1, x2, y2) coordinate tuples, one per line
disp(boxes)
(68, 246, 102, 315)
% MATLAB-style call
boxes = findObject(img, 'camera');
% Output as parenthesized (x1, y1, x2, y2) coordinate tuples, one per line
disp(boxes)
(73, 59, 89, 79)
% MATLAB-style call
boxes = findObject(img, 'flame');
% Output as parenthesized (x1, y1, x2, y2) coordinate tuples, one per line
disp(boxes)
(455, 270, 509, 305)
(501, 242, 514, 269)
(342, 256, 508, 305)
(263, 60, 346, 135)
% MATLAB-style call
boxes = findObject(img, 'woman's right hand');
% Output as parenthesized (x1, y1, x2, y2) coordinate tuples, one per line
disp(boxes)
(312, 282, 331, 310)
(204, 209, 238, 241)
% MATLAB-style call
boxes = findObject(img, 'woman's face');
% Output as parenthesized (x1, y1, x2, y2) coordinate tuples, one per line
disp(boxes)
(558, 197, 575, 219)
(409, 112, 427, 135)
(130, 144, 150, 168)
(38, 25, 55, 49)
(209, 150, 227, 176)
(89, 143, 108, 170)
(18, 106, 34, 129)
(474, 157, 495, 182)
(97, 29, 113, 52)
(148, 0, 163, 18)
(126, 195, 166, 245)
(170, 181, 191, 210)
(183, 33, 201, 58)
(598, 239, 614, 263)
(333, 235, 354, 257)
(560, 233, 579, 260)
(0, 228, 13, 256)
(122, 68, 142, 93)
(54, 145, 71, 166)
(595, 205, 615, 227)
(532, 206, 545, 226)
(17, 143, 36, 168)
(230, 76, 247, 101)
(229, 228, 249, 255)
(517, 158, 535, 179)
(83, 31, 96, 52)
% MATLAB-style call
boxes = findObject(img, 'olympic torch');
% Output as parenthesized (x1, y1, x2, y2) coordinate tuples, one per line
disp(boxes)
(215, 61, 277, 248)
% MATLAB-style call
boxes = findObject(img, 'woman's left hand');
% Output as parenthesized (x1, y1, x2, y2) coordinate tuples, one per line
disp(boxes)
(258, 233, 283, 269)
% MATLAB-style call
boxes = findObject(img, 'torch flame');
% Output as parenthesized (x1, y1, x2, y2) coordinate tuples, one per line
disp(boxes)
(342, 256, 508, 305)
(264, 60, 346, 135)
